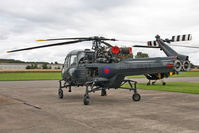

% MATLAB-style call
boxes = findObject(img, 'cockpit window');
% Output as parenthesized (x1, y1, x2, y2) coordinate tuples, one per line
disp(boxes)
(70, 55, 77, 66)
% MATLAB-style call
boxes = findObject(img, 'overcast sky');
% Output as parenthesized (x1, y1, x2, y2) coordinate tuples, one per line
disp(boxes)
(1, 0, 199, 64)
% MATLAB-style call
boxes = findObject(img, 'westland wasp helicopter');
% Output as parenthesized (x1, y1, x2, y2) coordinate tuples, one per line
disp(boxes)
(7, 34, 193, 105)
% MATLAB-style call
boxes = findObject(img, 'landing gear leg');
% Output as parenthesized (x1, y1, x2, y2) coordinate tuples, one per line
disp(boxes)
(83, 85, 90, 105)
(147, 80, 151, 86)
(120, 80, 141, 102)
(152, 80, 156, 85)
(131, 82, 141, 101)
(101, 89, 107, 96)
(161, 79, 166, 85)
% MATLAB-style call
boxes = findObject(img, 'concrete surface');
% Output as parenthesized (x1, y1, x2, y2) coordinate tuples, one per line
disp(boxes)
(0, 80, 199, 133)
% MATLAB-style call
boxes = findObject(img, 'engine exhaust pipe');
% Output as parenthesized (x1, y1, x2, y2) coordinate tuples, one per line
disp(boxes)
(174, 60, 182, 72)
(182, 60, 191, 71)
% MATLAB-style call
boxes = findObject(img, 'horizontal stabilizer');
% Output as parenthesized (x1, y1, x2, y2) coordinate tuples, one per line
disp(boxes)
(171, 34, 192, 42)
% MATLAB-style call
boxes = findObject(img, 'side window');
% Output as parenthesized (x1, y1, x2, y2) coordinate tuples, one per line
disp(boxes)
(70, 55, 77, 66)
(64, 57, 69, 68)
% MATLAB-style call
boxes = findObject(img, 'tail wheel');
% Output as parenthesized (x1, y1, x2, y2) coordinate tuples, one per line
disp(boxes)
(132, 93, 141, 101)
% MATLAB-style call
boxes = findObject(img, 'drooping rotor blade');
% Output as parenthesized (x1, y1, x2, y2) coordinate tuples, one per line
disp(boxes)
(169, 44, 199, 49)
(101, 41, 113, 47)
(133, 45, 160, 48)
(116, 39, 146, 43)
(7, 40, 84, 53)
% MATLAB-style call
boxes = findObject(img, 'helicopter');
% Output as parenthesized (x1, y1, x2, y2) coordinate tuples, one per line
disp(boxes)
(7, 34, 192, 105)
(144, 71, 179, 86)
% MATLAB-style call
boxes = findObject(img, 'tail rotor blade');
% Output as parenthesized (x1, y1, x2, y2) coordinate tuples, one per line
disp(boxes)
(171, 34, 192, 42)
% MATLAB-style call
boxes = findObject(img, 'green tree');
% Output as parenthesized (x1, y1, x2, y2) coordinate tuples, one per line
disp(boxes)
(128, 54, 133, 58)
(33, 64, 38, 69)
(42, 63, 48, 69)
(135, 52, 149, 58)
(26, 65, 31, 69)
(190, 63, 195, 69)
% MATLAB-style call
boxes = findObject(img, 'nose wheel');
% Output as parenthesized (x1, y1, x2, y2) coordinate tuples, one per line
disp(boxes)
(83, 94, 90, 105)
(58, 88, 63, 99)
(132, 93, 141, 101)
(101, 89, 107, 96)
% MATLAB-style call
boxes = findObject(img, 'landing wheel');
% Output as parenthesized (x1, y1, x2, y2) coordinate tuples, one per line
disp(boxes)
(162, 82, 166, 86)
(132, 93, 141, 101)
(147, 82, 150, 86)
(58, 89, 63, 99)
(68, 86, 71, 92)
(83, 94, 90, 105)
(101, 89, 107, 96)
(152, 82, 155, 85)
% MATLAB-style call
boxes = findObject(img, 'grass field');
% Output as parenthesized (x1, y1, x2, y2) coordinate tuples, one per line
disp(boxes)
(127, 71, 199, 78)
(123, 82, 199, 94)
(0, 72, 61, 81)
(0, 72, 199, 94)
(0, 71, 199, 81)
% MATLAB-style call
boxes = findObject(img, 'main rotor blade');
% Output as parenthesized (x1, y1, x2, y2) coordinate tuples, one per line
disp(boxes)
(37, 36, 117, 42)
(37, 37, 90, 41)
(7, 40, 84, 53)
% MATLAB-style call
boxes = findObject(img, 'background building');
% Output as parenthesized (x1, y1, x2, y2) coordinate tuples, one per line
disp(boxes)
(0, 63, 62, 70)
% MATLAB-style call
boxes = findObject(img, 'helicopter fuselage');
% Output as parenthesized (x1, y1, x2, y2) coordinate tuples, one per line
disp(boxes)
(61, 50, 176, 88)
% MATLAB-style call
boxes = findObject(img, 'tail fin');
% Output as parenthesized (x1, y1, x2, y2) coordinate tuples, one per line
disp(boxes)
(156, 35, 189, 60)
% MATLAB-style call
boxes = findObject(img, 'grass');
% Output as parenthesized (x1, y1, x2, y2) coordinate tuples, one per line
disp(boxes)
(127, 71, 199, 78)
(0, 72, 62, 81)
(0, 72, 199, 94)
(0, 71, 199, 81)
(123, 82, 199, 94)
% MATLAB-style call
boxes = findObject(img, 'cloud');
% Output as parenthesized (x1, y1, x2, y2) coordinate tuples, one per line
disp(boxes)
(0, 0, 199, 64)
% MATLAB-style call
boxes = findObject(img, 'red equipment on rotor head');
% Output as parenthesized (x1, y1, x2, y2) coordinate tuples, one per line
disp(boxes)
(112, 46, 120, 54)
(129, 47, 132, 54)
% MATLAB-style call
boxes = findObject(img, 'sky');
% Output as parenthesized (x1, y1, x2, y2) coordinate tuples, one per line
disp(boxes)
(0, 0, 199, 64)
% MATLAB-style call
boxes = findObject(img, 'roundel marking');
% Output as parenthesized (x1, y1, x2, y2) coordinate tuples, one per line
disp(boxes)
(104, 68, 109, 74)
(103, 66, 111, 76)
